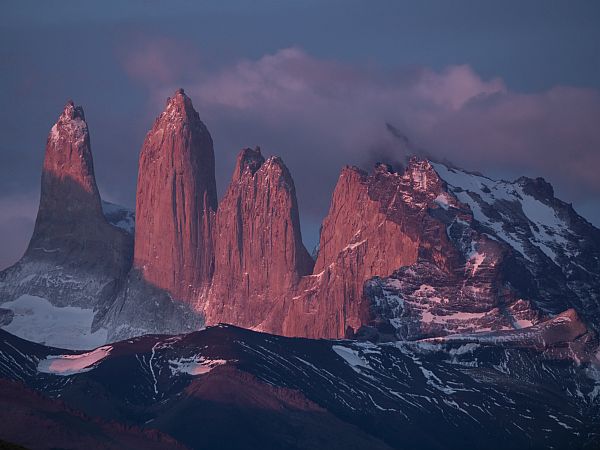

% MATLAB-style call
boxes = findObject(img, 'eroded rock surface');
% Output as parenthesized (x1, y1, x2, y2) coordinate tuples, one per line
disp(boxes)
(205, 147, 313, 330)
(133, 89, 217, 302)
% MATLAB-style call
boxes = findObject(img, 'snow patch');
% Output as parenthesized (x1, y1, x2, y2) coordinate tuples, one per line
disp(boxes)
(420, 366, 456, 394)
(434, 193, 451, 209)
(332, 345, 371, 372)
(466, 243, 486, 276)
(514, 319, 534, 329)
(421, 309, 486, 324)
(342, 239, 367, 252)
(448, 343, 480, 356)
(38, 346, 112, 375)
(169, 355, 227, 376)
(0, 295, 107, 350)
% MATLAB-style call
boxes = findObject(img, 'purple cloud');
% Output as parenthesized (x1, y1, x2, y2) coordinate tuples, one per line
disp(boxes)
(161, 48, 599, 225)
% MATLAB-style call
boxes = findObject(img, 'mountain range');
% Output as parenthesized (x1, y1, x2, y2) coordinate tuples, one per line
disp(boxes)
(0, 89, 599, 449)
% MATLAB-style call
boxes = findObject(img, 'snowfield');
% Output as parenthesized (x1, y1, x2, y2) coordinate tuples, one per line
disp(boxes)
(431, 162, 574, 263)
(38, 346, 113, 375)
(169, 355, 228, 375)
(0, 295, 107, 350)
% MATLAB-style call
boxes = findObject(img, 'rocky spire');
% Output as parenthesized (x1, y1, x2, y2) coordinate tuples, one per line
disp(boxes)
(206, 147, 313, 328)
(37, 101, 100, 219)
(133, 89, 217, 301)
(26, 101, 132, 273)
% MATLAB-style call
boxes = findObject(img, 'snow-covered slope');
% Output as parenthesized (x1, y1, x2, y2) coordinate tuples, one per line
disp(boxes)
(0, 324, 598, 450)
(358, 158, 600, 341)
(0, 202, 133, 349)
(0, 295, 108, 349)
(431, 163, 588, 265)
(431, 162, 600, 322)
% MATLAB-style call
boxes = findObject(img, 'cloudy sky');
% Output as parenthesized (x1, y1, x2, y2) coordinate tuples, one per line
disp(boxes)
(1, 0, 599, 268)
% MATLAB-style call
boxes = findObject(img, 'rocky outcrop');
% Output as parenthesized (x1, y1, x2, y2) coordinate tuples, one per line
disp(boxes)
(284, 159, 543, 340)
(425, 308, 595, 359)
(281, 161, 438, 337)
(283, 164, 420, 338)
(333, 158, 600, 342)
(0, 102, 133, 348)
(102, 268, 203, 343)
(106, 149, 599, 342)
(205, 147, 313, 330)
(133, 89, 217, 302)
(429, 162, 600, 333)
(0, 101, 133, 348)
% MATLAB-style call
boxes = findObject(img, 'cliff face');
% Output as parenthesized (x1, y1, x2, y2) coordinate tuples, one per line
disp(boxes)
(283, 161, 443, 338)
(97, 145, 600, 342)
(133, 89, 217, 301)
(205, 147, 313, 329)
(277, 159, 549, 340)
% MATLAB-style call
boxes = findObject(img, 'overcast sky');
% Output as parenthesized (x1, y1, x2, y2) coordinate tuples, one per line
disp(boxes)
(1, 0, 599, 269)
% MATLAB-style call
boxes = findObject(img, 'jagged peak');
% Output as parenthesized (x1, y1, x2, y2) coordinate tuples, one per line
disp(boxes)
(61, 100, 86, 122)
(355, 157, 441, 189)
(403, 157, 443, 190)
(263, 155, 286, 172)
(49, 100, 88, 145)
(260, 156, 297, 192)
(153, 88, 205, 133)
(232, 148, 295, 188)
(166, 88, 191, 109)
(405, 156, 435, 173)
(430, 159, 559, 200)
(234, 147, 265, 179)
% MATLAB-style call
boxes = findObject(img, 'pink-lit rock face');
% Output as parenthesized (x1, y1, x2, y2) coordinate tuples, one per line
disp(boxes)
(134, 89, 217, 301)
(193, 156, 544, 340)
(27, 101, 132, 278)
(42, 101, 99, 197)
(205, 147, 313, 329)
(283, 160, 442, 338)
(279, 158, 544, 340)
(4, 93, 599, 347)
